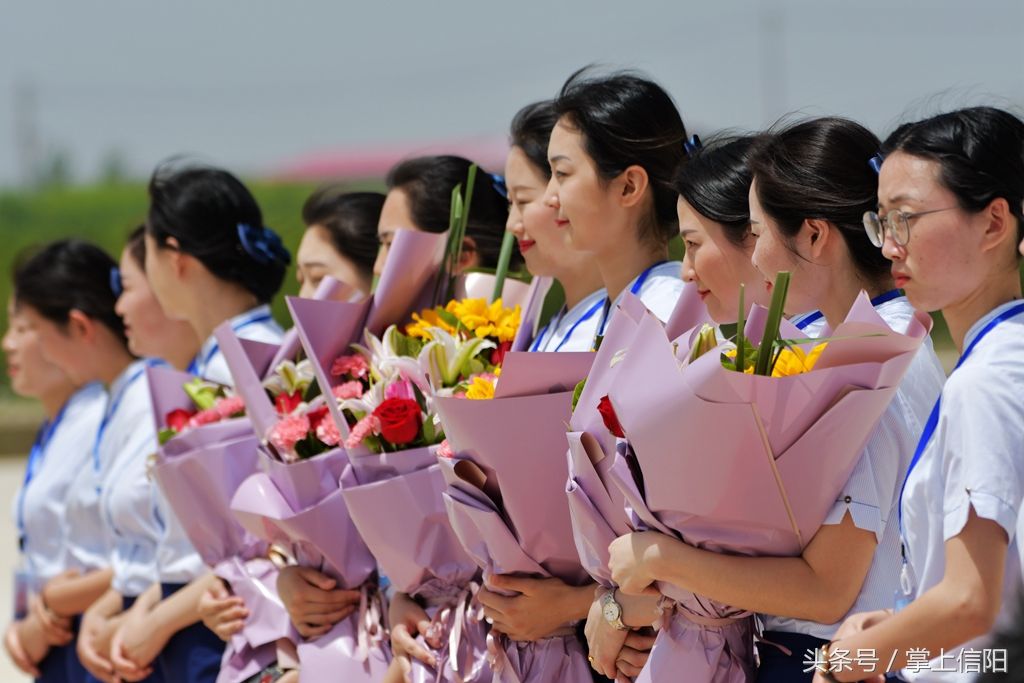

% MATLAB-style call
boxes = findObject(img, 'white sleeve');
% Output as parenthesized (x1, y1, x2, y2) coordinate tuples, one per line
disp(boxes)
(940, 364, 1024, 542)
(822, 392, 914, 541)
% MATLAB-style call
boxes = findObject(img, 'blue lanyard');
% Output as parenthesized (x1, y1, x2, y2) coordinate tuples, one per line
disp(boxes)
(596, 261, 667, 338)
(16, 400, 70, 547)
(793, 289, 903, 331)
(91, 361, 158, 490)
(195, 309, 273, 376)
(529, 296, 605, 353)
(898, 300, 1024, 537)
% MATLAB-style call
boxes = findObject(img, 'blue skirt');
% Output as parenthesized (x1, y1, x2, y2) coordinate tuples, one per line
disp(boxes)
(154, 583, 224, 683)
(755, 631, 828, 683)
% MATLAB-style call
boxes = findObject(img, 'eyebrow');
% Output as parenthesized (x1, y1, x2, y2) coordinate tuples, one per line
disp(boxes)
(549, 155, 570, 163)
(299, 260, 328, 268)
(680, 228, 697, 236)
(881, 193, 919, 206)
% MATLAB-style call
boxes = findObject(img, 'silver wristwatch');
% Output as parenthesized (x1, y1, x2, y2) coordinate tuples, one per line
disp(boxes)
(600, 589, 628, 631)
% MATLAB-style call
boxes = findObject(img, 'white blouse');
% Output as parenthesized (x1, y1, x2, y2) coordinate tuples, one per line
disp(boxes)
(529, 288, 607, 353)
(764, 295, 946, 640)
(13, 382, 105, 584)
(899, 300, 1024, 682)
(193, 304, 284, 385)
(607, 261, 685, 327)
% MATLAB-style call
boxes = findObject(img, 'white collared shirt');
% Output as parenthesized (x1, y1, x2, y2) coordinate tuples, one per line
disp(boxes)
(899, 300, 1024, 682)
(530, 288, 607, 353)
(608, 261, 685, 326)
(13, 382, 105, 583)
(194, 304, 284, 385)
(763, 295, 947, 640)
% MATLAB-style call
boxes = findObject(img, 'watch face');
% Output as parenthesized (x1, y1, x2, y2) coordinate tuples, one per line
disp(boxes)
(602, 600, 620, 622)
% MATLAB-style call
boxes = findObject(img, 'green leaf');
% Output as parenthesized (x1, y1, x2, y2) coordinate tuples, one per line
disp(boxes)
(571, 379, 587, 412)
(157, 428, 177, 446)
(437, 308, 461, 329)
(753, 272, 790, 376)
(183, 378, 219, 410)
(490, 229, 517, 303)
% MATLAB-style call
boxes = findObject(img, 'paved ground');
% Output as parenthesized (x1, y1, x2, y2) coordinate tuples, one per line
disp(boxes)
(0, 454, 31, 682)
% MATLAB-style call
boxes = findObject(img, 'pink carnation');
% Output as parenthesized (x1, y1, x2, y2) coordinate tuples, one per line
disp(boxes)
(188, 408, 222, 428)
(332, 381, 364, 401)
(268, 413, 310, 454)
(344, 414, 381, 450)
(215, 395, 246, 419)
(436, 439, 455, 459)
(315, 416, 342, 447)
(331, 354, 369, 380)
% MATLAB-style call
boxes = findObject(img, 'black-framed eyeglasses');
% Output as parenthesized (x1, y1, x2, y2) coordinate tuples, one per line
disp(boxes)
(862, 207, 959, 247)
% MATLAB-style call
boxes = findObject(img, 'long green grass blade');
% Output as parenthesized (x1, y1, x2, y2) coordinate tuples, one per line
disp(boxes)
(490, 229, 516, 303)
(754, 271, 791, 376)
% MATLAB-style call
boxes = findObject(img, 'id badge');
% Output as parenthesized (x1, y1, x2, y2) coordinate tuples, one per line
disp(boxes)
(893, 561, 913, 612)
(13, 569, 31, 620)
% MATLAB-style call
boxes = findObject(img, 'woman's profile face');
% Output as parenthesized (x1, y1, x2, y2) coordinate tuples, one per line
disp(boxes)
(297, 225, 368, 298)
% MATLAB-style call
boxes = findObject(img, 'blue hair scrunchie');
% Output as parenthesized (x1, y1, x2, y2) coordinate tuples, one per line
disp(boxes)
(109, 266, 123, 298)
(868, 153, 884, 175)
(683, 134, 703, 157)
(237, 223, 292, 266)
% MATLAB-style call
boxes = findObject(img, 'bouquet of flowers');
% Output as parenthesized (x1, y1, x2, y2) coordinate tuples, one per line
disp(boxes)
(595, 274, 932, 683)
(147, 365, 264, 566)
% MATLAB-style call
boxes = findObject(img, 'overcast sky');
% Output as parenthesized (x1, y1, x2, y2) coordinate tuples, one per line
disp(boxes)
(1, 0, 1021, 186)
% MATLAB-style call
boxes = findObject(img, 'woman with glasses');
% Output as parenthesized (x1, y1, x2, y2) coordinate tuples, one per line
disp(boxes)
(815, 107, 1024, 682)
(604, 117, 945, 683)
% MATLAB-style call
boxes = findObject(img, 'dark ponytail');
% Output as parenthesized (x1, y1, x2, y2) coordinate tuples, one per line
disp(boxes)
(13, 239, 128, 346)
(146, 161, 289, 302)
(749, 116, 890, 283)
(553, 67, 687, 245)
(675, 135, 756, 247)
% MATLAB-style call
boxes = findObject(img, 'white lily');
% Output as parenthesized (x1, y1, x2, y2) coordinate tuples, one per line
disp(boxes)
(418, 326, 494, 390)
(263, 358, 316, 396)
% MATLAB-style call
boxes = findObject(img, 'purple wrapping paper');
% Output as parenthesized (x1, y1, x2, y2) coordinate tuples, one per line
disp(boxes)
(147, 365, 267, 565)
(601, 292, 931, 682)
(435, 388, 592, 584)
(339, 445, 493, 683)
(229, 445, 391, 681)
(214, 557, 292, 683)
(365, 229, 447, 337)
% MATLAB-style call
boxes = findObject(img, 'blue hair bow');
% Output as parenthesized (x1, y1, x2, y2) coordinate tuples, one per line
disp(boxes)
(109, 266, 123, 298)
(868, 153, 884, 174)
(683, 134, 703, 157)
(490, 173, 508, 200)
(237, 223, 292, 266)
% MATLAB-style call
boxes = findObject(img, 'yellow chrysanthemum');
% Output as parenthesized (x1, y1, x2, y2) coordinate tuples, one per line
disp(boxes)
(770, 343, 828, 378)
(406, 308, 456, 340)
(465, 375, 497, 400)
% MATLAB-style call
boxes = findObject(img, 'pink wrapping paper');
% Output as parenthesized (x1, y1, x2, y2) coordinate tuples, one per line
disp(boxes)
(602, 292, 931, 682)
(147, 365, 267, 565)
(339, 445, 493, 683)
(229, 446, 390, 682)
(510, 277, 553, 353)
(564, 285, 712, 586)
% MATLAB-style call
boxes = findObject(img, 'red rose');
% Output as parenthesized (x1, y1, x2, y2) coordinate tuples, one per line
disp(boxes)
(307, 406, 330, 433)
(275, 390, 303, 415)
(372, 398, 422, 446)
(490, 341, 513, 367)
(597, 395, 625, 438)
(166, 408, 196, 432)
